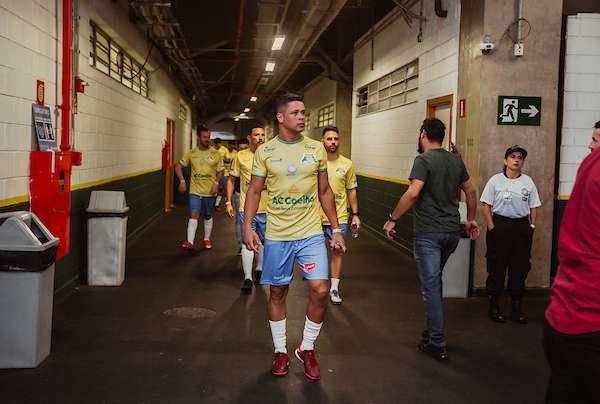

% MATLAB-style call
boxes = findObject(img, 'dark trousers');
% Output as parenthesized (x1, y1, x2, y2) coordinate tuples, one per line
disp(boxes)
(485, 214, 533, 297)
(543, 320, 600, 404)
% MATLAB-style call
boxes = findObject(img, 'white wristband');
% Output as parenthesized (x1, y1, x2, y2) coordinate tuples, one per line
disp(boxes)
(332, 228, 342, 234)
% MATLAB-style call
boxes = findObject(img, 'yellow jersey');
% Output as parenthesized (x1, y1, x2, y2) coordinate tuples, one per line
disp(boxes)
(231, 148, 268, 213)
(223, 149, 235, 176)
(321, 155, 357, 225)
(252, 136, 327, 241)
(180, 147, 224, 197)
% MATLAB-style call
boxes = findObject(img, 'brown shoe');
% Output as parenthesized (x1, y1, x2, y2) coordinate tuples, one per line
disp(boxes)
(295, 346, 320, 381)
(271, 352, 289, 376)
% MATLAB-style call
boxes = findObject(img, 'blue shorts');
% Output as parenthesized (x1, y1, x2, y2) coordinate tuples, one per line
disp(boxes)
(261, 234, 329, 286)
(323, 224, 348, 239)
(189, 194, 216, 218)
(218, 175, 228, 190)
(238, 212, 266, 242)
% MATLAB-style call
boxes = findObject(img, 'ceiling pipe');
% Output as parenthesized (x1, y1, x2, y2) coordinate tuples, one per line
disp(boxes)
(434, 0, 447, 18)
(224, 0, 247, 108)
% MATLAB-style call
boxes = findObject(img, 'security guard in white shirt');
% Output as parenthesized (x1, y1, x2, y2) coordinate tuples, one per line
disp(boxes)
(481, 145, 541, 324)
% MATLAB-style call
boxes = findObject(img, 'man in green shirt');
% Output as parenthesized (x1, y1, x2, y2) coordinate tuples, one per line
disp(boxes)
(383, 118, 479, 361)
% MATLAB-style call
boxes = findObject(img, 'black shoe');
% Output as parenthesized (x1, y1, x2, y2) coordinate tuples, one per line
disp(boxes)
(510, 298, 528, 324)
(418, 341, 449, 361)
(488, 296, 506, 323)
(421, 330, 430, 344)
(254, 270, 262, 283)
(240, 279, 253, 294)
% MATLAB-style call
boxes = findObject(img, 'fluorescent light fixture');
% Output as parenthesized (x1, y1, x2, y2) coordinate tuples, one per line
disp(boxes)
(271, 36, 285, 50)
(234, 118, 240, 122)
(265, 61, 276, 72)
(250, 96, 258, 102)
(244, 107, 250, 113)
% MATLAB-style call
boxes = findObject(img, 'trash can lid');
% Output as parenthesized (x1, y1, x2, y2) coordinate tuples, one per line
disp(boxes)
(86, 191, 129, 214)
(0, 211, 59, 251)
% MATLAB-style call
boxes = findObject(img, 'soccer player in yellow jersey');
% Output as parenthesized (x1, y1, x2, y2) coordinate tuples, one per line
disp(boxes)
(212, 138, 229, 210)
(321, 126, 360, 305)
(175, 126, 224, 250)
(244, 93, 346, 381)
(226, 126, 267, 294)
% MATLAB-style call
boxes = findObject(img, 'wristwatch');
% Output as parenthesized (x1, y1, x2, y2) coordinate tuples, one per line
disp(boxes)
(352, 211, 360, 217)
(530, 224, 536, 229)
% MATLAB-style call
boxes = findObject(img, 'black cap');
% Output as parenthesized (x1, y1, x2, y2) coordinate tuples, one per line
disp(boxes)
(505, 145, 527, 159)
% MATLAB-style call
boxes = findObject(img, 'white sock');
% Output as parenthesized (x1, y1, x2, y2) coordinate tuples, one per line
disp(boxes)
(187, 219, 198, 244)
(269, 319, 287, 354)
(215, 195, 222, 206)
(203, 218, 213, 241)
(300, 316, 322, 351)
(330, 278, 340, 292)
(256, 244, 264, 272)
(241, 246, 254, 280)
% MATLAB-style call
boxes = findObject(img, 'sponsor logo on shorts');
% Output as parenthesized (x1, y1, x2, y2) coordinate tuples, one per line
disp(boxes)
(302, 262, 316, 272)
(271, 195, 315, 205)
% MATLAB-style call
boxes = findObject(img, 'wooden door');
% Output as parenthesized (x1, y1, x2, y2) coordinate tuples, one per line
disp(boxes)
(165, 119, 175, 212)
(427, 95, 454, 151)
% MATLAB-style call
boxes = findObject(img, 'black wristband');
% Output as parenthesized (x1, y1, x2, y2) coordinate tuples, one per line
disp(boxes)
(352, 211, 359, 217)
(388, 213, 397, 222)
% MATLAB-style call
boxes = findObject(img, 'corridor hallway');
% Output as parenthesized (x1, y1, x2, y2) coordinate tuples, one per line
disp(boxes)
(0, 208, 549, 403)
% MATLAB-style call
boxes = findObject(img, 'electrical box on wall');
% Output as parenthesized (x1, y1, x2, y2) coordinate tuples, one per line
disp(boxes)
(514, 43, 524, 57)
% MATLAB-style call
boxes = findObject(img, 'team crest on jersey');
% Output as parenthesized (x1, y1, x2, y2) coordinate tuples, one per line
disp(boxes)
(335, 167, 346, 175)
(198, 159, 206, 166)
(300, 152, 317, 165)
(287, 164, 297, 176)
(521, 188, 530, 202)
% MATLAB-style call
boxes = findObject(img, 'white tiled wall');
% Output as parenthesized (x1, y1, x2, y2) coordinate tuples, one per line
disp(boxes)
(351, 0, 460, 180)
(0, 0, 192, 203)
(559, 13, 600, 196)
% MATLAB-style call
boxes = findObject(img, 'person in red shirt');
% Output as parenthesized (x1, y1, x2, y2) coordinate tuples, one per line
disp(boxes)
(544, 121, 600, 403)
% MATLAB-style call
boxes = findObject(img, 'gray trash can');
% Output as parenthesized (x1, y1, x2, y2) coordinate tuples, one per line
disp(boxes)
(0, 211, 59, 368)
(442, 202, 471, 298)
(86, 191, 129, 286)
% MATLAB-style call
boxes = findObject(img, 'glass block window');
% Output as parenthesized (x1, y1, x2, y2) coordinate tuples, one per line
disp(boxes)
(317, 103, 334, 127)
(90, 21, 149, 98)
(356, 59, 419, 117)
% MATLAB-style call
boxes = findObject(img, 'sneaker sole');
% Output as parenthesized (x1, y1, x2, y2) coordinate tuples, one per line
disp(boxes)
(330, 299, 342, 305)
(271, 368, 289, 377)
(294, 349, 320, 381)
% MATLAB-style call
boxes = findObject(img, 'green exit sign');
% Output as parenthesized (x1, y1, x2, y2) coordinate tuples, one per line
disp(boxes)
(497, 96, 541, 126)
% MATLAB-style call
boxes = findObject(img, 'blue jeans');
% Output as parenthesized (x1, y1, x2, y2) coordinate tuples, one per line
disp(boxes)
(413, 232, 460, 347)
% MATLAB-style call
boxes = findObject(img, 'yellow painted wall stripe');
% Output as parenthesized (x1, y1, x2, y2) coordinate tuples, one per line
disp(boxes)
(0, 167, 162, 208)
(356, 172, 411, 186)
(0, 194, 30, 208)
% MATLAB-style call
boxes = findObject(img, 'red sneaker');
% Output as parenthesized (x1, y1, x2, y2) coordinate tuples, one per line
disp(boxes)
(295, 345, 320, 381)
(181, 241, 194, 251)
(271, 352, 289, 376)
(203, 239, 212, 249)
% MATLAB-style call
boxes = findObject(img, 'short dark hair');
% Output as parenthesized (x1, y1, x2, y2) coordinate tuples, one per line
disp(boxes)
(213, 137, 222, 144)
(420, 118, 446, 143)
(274, 92, 303, 113)
(238, 138, 249, 145)
(594, 121, 600, 129)
(197, 125, 210, 134)
(251, 125, 265, 131)
(322, 126, 339, 136)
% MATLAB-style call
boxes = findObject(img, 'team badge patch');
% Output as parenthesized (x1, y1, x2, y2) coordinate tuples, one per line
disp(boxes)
(302, 262, 316, 272)
(287, 164, 297, 175)
(300, 152, 317, 165)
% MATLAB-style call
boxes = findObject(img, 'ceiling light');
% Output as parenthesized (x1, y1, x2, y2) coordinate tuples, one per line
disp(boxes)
(234, 118, 240, 122)
(244, 107, 250, 113)
(265, 61, 276, 72)
(250, 96, 258, 102)
(271, 36, 285, 50)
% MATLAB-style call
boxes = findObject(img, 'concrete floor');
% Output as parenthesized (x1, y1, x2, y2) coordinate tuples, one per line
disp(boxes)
(0, 207, 551, 403)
